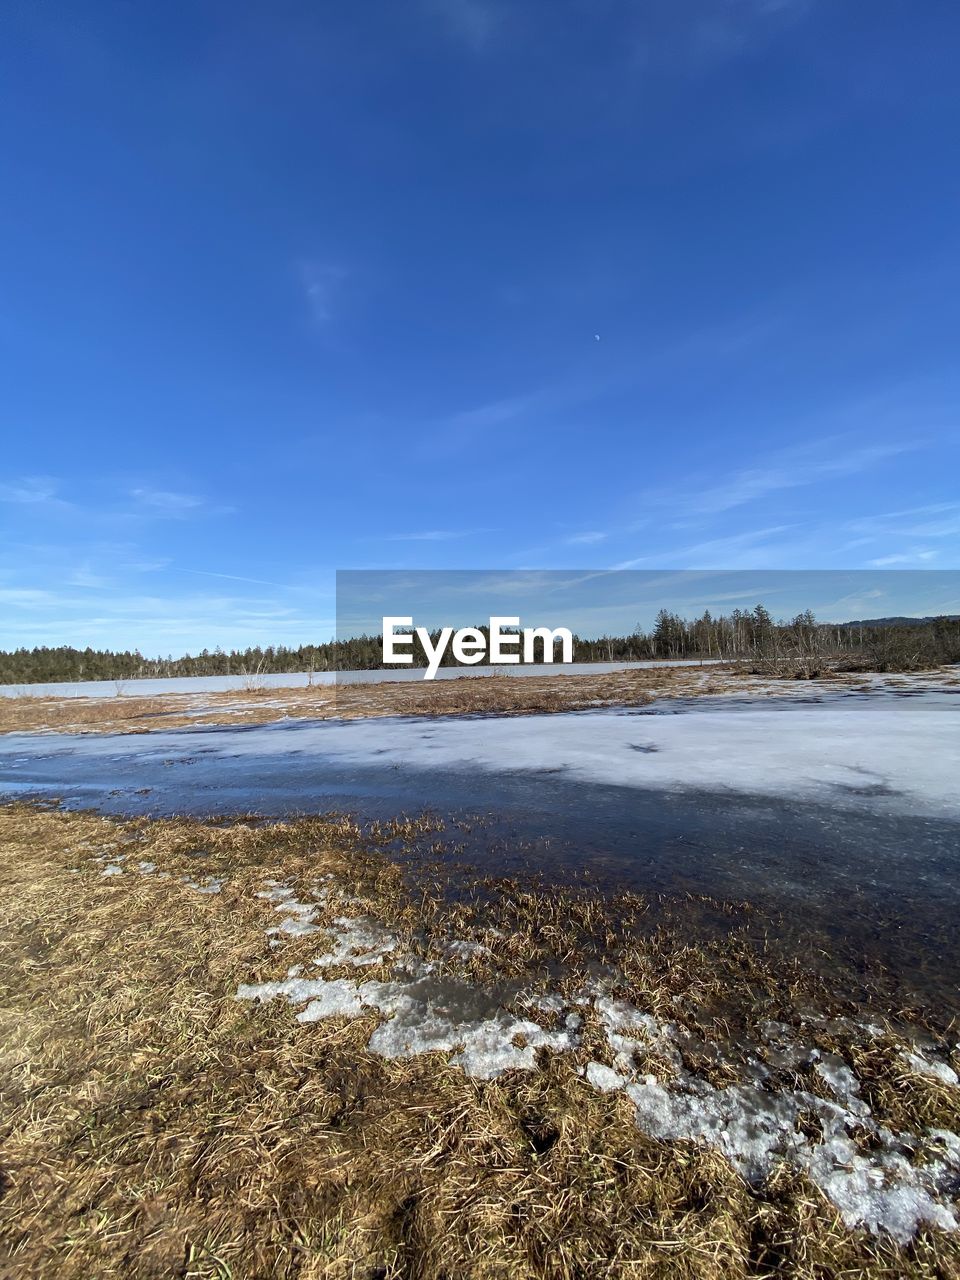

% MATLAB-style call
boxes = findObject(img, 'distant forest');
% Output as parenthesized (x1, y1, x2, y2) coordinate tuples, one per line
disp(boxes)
(2, 607, 959, 685)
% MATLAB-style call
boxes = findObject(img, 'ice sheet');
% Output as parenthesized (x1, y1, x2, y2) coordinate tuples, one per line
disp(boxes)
(6, 687, 956, 815)
(137, 690, 959, 817)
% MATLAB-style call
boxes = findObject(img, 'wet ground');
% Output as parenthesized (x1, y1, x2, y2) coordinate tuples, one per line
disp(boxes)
(2, 688, 958, 1008)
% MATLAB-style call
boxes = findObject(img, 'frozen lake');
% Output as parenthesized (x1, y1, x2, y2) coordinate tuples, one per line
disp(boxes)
(0, 658, 719, 700)
(1, 684, 958, 1002)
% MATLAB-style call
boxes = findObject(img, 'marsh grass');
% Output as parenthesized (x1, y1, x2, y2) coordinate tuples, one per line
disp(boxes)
(0, 662, 926, 737)
(1, 803, 958, 1278)
(2, 663, 959, 737)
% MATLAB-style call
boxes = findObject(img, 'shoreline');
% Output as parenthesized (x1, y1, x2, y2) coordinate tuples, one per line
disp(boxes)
(1, 661, 958, 736)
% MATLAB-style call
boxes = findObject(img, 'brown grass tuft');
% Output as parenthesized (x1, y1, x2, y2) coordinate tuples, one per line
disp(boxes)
(0, 803, 958, 1278)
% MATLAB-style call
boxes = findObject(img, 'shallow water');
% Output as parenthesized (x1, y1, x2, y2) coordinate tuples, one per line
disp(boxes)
(2, 688, 958, 1005)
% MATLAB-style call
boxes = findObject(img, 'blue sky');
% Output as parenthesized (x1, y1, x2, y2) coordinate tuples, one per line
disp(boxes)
(2, 0, 959, 653)
(338, 571, 960, 638)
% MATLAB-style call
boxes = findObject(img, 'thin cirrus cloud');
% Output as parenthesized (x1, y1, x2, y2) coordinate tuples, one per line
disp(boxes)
(0, 586, 336, 653)
(684, 0, 811, 59)
(1, 478, 226, 521)
(67, 562, 112, 589)
(643, 440, 913, 520)
(382, 529, 489, 542)
(426, 0, 807, 62)
(176, 567, 300, 590)
(300, 261, 349, 324)
(847, 503, 960, 541)
(868, 550, 939, 567)
(447, 392, 546, 431)
(129, 488, 233, 518)
(130, 488, 204, 512)
(516, 440, 915, 569)
(565, 531, 608, 546)
(0, 587, 58, 607)
(425, 0, 502, 51)
(614, 525, 798, 570)
(843, 503, 960, 568)
(0, 476, 70, 508)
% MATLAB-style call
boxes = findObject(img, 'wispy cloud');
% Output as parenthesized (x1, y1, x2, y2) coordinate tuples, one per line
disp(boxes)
(129, 488, 234, 519)
(300, 261, 348, 324)
(632, 0, 814, 71)
(565, 530, 608, 546)
(425, 0, 501, 51)
(0, 584, 336, 653)
(614, 525, 797, 570)
(177, 567, 296, 590)
(868, 550, 939, 567)
(0, 476, 70, 509)
(68, 562, 112, 589)
(0, 587, 58, 606)
(382, 529, 488, 542)
(424, 313, 782, 464)
(425, 0, 807, 63)
(130, 488, 205, 514)
(1, 478, 229, 527)
(448, 392, 544, 431)
(843, 503, 960, 568)
(646, 440, 912, 520)
(847, 503, 960, 541)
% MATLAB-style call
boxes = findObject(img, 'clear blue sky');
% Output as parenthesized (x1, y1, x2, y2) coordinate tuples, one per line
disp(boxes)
(2, 1, 959, 653)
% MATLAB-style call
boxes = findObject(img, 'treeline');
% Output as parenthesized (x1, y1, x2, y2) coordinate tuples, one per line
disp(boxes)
(1, 608, 959, 685)
(638, 606, 960, 674)
(0, 643, 343, 686)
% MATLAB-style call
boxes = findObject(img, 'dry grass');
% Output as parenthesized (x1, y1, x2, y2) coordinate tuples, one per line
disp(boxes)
(1, 803, 959, 1278)
(0, 666, 716, 735)
(4, 663, 960, 736)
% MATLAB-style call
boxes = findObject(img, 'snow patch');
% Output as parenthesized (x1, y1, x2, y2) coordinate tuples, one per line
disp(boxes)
(586, 1061, 630, 1092)
(183, 876, 224, 895)
(901, 1050, 959, 1087)
(258, 882, 322, 937)
(314, 916, 398, 968)
(236, 904, 960, 1242)
(443, 939, 491, 960)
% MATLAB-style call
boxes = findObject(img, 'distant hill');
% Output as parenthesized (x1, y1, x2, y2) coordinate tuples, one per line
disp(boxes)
(838, 614, 960, 628)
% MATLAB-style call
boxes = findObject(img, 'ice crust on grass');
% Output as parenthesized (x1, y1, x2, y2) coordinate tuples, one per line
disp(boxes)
(236, 888, 960, 1244)
(443, 939, 491, 960)
(239, 887, 578, 1078)
(314, 916, 398, 968)
(257, 880, 323, 937)
(814, 1055, 870, 1117)
(340, 972, 580, 1077)
(183, 875, 224, 895)
(901, 1050, 960, 1087)
(237, 974, 366, 1018)
(94, 847, 126, 877)
(586, 1061, 629, 1092)
(592, 1000, 960, 1244)
(623, 1072, 960, 1241)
